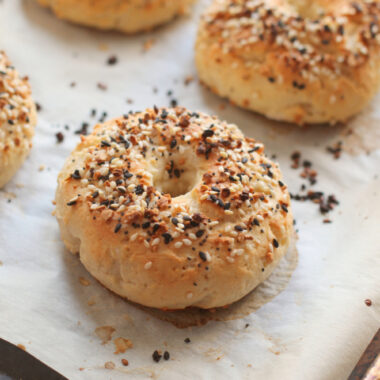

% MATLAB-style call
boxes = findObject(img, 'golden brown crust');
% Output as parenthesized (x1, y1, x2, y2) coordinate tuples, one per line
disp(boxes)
(55, 107, 293, 309)
(37, 0, 195, 33)
(195, 0, 380, 125)
(0, 51, 36, 188)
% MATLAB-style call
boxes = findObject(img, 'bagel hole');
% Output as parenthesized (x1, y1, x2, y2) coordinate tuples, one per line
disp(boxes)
(153, 153, 199, 198)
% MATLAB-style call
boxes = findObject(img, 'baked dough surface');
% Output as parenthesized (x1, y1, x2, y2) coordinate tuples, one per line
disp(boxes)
(37, 0, 195, 33)
(195, 0, 380, 125)
(0, 51, 36, 188)
(55, 107, 293, 309)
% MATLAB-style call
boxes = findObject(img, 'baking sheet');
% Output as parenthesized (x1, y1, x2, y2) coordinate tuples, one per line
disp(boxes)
(0, 0, 379, 379)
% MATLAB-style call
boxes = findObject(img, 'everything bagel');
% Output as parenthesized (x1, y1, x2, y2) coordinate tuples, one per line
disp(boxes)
(37, 0, 195, 34)
(195, 0, 380, 125)
(55, 107, 293, 309)
(0, 51, 36, 188)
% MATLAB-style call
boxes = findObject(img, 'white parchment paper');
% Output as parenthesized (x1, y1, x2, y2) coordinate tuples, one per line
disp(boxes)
(0, 1, 379, 379)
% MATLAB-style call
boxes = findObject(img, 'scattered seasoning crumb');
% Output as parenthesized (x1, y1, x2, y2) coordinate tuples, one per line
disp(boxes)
(75, 122, 89, 135)
(35, 102, 42, 112)
(70, 81, 76, 88)
(107, 55, 118, 65)
(184, 338, 191, 344)
(17, 344, 26, 351)
(55, 132, 64, 143)
(327, 141, 343, 159)
(38, 165, 45, 172)
(126, 98, 134, 104)
(163, 351, 170, 361)
(143, 39, 155, 52)
(97, 82, 107, 91)
(323, 218, 332, 224)
(114, 337, 133, 354)
(95, 326, 115, 345)
(245, 323, 250, 328)
(365, 299, 372, 306)
(152, 350, 162, 363)
(0, 260, 3, 266)
(104, 361, 115, 370)
(79, 277, 90, 286)
(121, 359, 129, 366)
(184, 75, 194, 86)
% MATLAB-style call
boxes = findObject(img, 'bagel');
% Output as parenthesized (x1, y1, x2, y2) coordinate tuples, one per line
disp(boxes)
(55, 107, 293, 309)
(195, 0, 380, 125)
(36, 0, 195, 34)
(0, 51, 36, 189)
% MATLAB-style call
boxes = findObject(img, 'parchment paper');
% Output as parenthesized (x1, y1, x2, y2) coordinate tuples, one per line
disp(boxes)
(0, 1, 379, 379)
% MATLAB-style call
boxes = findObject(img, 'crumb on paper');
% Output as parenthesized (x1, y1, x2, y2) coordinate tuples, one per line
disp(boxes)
(107, 55, 118, 65)
(114, 337, 133, 354)
(38, 165, 45, 172)
(98, 43, 109, 51)
(365, 299, 372, 306)
(95, 326, 115, 345)
(88, 297, 96, 306)
(97, 82, 107, 91)
(79, 368, 84, 371)
(15, 184, 24, 188)
(79, 277, 90, 286)
(104, 361, 115, 370)
(121, 359, 129, 366)
(17, 344, 26, 351)
(0, 261, 3, 266)
(184, 75, 194, 86)
(2, 191, 16, 199)
(143, 39, 155, 52)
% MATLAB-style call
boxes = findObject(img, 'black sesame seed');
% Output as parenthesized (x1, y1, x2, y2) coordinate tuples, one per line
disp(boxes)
(195, 230, 205, 238)
(202, 129, 214, 139)
(252, 218, 260, 226)
(273, 239, 279, 248)
(162, 233, 172, 244)
(124, 171, 133, 179)
(281, 204, 288, 213)
(66, 200, 77, 206)
(170, 138, 177, 149)
(199, 251, 207, 262)
(114, 223, 122, 233)
(234, 225, 244, 232)
(107, 55, 118, 65)
(223, 202, 231, 210)
(135, 185, 144, 195)
(71, 170, 81, 180)
(152, 350, 162, 363)
(171, 217, 179, 226)
(92, 191, 99, 198)
(248, 146, 260, 153)
(163, 351, 170, 361)
(101, 140, 111, 147)
(142, 222, 150, 229)
(184, 338, 191, 343)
